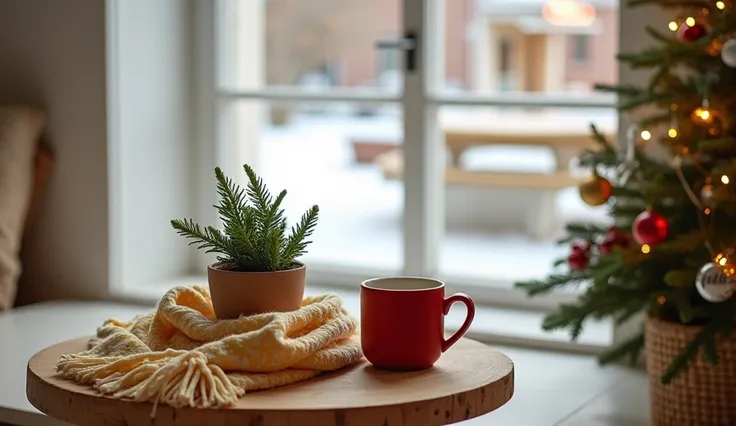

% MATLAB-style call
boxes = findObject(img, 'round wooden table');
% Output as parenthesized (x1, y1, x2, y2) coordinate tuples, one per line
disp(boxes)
(27, 336, 514, 426)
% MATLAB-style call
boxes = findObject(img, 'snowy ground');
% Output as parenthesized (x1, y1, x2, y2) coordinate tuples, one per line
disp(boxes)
(247, 107, 615, 287)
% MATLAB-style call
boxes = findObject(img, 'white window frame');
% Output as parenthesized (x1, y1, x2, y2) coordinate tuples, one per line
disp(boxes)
(194, 0, 621, 313)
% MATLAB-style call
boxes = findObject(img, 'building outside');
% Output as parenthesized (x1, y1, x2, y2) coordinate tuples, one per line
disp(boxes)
(264, 0, 619, 96)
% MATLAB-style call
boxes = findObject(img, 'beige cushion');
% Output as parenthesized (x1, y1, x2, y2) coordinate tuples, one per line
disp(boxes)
(0, 107, 45, 310)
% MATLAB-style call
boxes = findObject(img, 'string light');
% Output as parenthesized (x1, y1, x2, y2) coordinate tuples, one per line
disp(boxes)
(657, 295, 666, 305)
(722, 175, 730, 184)
(668, 128, 678, 138)
(642, 244, 651, 254)
(705, 207, 712, 215)
(640, 130, 652, 141)
(542, 0, 597, 27)
(717, 1, 726, 9)
(693, 107, 713, 123)
(685, 16, 696, 26)
(715, 249, 736, 277)
(696, 108, 711, 121)
(668, 20, 679, 31)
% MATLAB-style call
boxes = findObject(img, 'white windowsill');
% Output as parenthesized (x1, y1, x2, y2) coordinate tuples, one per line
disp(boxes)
(113, 275, 613, 355)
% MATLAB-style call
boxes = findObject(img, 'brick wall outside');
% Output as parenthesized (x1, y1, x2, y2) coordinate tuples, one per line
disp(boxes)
(563, 7, 619, 90)
(265, 0, 618, 91)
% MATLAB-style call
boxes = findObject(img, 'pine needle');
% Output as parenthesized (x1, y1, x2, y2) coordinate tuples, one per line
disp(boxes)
(515, 273, 592, 296)
(171, 165, 319, 272)
(597, 331, 644, 366)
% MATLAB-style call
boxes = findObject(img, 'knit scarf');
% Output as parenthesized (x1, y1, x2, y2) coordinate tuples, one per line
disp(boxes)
(56, 285, 363, 412)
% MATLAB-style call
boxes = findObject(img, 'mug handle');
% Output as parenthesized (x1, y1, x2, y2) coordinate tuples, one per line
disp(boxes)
(441, 293, 476, 352)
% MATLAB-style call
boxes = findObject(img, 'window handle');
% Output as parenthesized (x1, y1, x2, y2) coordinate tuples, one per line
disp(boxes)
(376, 32, 417, 72)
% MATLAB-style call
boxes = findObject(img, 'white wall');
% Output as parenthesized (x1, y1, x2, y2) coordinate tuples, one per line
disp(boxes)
(0, 0, 197, 303)
(109, 0, 195, 289)
(0, 0, 111, 302)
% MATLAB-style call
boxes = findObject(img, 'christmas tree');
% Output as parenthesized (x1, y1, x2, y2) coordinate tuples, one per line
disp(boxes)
(516, 0, 736, 384)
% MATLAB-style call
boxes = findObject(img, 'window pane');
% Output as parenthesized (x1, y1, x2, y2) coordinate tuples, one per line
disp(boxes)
(219, 0, 402, 92)
(224, 100, 404, 272)
(437, 105, 617, 285)
(440, 0, 619, 94)
(572, 35, 590, 63)
(435, 0, 620, 287)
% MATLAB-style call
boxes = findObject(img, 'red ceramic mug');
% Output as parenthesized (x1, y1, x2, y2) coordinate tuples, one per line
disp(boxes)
(360, 277, 475, 370)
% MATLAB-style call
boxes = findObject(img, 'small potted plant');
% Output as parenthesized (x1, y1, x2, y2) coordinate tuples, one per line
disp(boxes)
(171, 164, 319, 319)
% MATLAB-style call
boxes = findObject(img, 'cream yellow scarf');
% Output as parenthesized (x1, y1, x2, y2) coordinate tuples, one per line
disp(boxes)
(56, 285, 362, 410)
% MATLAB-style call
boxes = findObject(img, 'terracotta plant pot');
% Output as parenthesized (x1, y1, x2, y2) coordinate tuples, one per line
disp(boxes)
(207, 262, 306, 319)
(645, 316, 736, 426)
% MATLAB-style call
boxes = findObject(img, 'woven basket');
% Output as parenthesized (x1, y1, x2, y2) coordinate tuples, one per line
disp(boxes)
(645, 316, 736, 426)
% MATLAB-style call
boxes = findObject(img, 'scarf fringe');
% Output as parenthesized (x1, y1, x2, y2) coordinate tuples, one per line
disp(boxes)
(57, 351, 244, 414)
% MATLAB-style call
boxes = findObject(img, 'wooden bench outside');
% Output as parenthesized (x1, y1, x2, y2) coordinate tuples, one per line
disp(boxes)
(352, 109, 616, 169)
(443, 127, 612, 171)
(374, 149, 587, 239)
(351, 137, 398, 164)
(374, 149, 585, 190)
(359, 110, 616, 238)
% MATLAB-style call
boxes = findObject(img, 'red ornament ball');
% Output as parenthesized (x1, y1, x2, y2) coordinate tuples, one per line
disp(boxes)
(633, 209, 670, 246)
(678, 22, 707, 42)
(572, 240, 592, 254)
(599, 227, 630, 255)
(568, 250, 589, 271)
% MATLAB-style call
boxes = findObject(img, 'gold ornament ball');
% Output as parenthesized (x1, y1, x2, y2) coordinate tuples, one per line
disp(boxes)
(579, 172, 613, 206)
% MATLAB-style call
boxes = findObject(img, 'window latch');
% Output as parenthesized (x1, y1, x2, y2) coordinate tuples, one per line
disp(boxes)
(375, 32, 417, 72)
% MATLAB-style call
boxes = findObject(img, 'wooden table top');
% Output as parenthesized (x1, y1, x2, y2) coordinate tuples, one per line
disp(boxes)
(27, 336, 514, 426)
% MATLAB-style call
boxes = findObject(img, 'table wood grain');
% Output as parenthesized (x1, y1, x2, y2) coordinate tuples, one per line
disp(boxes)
(27, 336, 514, 426)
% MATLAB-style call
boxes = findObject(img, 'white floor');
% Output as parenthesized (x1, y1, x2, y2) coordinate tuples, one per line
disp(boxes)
(242, 109, 614, 287)
(465, 346, 649, 426)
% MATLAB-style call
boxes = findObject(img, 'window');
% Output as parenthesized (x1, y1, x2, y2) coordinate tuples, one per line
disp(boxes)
(499, 38, 512, 73)
(203, 0, 620, 345)
(300, 62, 342, 87)
(572, 34, 590, 63)
(498, 37, 514, 91)
(376, 49, 401, 93)
(378, 49, 400, 74)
